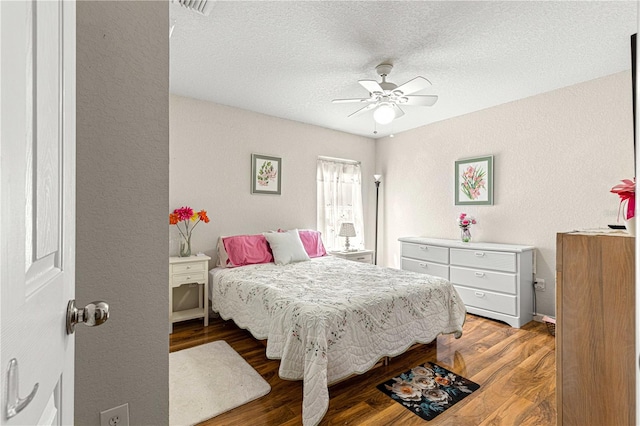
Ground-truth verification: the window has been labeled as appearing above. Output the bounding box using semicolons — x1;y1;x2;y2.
317;158;364;251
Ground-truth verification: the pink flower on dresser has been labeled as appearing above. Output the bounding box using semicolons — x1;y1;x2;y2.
611;178;635;220
457;213;477;229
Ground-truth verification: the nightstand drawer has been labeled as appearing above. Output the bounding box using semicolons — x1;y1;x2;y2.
401;243;448;264
450;266;517;295
401;258;449;280
350;253;373;263
330;250;374;264
172;271;206;287
450;248;516;272
454;285;517;316
171;261;207;274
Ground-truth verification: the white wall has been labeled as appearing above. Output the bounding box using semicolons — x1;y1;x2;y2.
170;95;375;262
376;71;635;317
76;1;169;424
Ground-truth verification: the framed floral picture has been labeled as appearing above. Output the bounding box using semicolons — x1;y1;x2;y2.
251;154;281;195
455;155;494;205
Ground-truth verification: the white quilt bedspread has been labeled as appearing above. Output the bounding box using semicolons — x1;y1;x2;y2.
209;256;466;426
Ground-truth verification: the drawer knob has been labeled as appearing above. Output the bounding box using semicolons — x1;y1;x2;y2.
186;276;191;280
419;246;428;251
186;266;191;269
474;291;486;298
419;262;427;268
474;272;485;277
474;252;485;257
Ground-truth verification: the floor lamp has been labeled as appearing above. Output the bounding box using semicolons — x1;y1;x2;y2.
374;174;382;265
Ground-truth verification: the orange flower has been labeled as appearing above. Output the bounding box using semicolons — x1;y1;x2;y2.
434;376;451;386
197;210;210;223
169;213;179;225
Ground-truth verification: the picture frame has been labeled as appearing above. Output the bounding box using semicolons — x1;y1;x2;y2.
251;154;282;195
455;155;494;205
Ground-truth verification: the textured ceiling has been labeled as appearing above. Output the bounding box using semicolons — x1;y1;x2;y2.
170;1;638;139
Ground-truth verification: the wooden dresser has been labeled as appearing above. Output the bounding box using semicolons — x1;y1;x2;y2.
556;231;635;425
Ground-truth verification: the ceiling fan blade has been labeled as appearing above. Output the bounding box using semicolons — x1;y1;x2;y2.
394;76;432;95
332;98;373;104
348;103;377;118
402;95;439;106
359;79;384;94
392;104;405;119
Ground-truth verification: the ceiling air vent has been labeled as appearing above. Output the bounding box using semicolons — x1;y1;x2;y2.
172;0;213;16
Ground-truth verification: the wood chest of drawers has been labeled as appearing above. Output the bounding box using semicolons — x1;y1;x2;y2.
556;232;635;425
399;237;534;328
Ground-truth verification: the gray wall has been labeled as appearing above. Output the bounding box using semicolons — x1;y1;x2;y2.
76;1;169;425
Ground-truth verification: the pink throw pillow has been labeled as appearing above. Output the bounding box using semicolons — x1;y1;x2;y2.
297;230;327;258
222;234;273;267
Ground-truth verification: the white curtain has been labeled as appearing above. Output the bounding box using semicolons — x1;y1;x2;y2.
317;158;364;251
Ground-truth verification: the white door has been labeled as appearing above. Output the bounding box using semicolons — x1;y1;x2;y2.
1;1;76;424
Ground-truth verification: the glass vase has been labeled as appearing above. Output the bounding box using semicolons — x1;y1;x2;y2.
461;227;472;243
179;234;192;257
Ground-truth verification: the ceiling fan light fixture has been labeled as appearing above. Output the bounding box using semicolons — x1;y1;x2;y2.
373;103;396;125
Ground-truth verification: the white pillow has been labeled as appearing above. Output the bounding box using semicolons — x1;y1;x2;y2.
263;229;310;265
216;236;229;267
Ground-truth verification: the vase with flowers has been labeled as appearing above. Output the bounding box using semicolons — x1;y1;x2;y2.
610;178;635;235
169;206;210;257
457;213;477;243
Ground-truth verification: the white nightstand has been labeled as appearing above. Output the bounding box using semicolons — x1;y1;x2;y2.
329;249;375;264
169;255;211;332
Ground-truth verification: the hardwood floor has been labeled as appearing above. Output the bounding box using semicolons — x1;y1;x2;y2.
169;314;556;425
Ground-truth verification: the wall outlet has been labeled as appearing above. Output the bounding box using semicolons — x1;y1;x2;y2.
534;278;546;291
100;403;129;426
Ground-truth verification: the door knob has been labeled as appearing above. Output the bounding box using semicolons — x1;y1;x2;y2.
66;300;110;335
5;359;38;420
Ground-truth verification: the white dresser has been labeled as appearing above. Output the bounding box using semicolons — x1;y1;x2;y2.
399;237;534;328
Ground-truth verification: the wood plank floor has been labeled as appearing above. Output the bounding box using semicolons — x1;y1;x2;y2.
169;314;556;425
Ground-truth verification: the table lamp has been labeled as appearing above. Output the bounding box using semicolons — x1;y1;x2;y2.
338;222;356;251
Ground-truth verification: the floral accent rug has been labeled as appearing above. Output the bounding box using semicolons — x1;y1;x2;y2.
377;362;480;421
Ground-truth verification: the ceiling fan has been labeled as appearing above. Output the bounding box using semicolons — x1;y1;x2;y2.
332;63;438;125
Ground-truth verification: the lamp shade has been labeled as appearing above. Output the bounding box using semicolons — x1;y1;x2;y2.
373;174;382;183
373;103;395;124
338;222;356;238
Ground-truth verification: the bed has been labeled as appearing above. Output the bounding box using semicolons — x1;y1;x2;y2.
209;253;466;426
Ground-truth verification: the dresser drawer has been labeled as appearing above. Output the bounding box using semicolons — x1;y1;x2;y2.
401;243;449;264
450;248;516;273
454;285;517;316
171;261;207;274
450;266;517;295
401;258;449;280
171;271;206;287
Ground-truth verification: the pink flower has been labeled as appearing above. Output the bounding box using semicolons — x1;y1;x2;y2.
611;178;635;220
457;213;477;229
174;206;194;221
464;166;475;179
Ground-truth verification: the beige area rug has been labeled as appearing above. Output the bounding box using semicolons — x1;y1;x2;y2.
170;340;271;425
